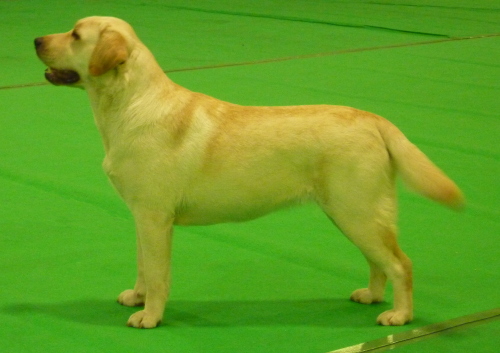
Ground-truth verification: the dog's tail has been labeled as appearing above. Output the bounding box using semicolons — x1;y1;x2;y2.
377;118;465;210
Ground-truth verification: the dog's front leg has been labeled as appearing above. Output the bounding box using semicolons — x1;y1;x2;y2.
124;209;173;329
118;234;146;307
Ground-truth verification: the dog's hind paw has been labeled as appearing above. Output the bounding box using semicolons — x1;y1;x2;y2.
350;288;384;304
127;310;162;329
377;309;413;326
118;289;145;307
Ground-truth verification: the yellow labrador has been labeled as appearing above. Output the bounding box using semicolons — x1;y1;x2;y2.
35;16;464;328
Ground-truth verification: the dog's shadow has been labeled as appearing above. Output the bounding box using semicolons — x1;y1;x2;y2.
2;297;389;328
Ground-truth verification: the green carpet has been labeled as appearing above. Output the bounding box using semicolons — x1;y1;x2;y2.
1;1;498;352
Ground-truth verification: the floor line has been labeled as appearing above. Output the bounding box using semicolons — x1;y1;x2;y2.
164;33;500;74
327;308;500;353
163;4;449;38
2;33;498;91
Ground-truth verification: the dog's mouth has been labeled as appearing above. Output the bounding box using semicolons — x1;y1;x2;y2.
44;67;80;85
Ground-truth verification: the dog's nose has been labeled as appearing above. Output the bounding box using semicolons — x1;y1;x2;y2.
34;37;44;49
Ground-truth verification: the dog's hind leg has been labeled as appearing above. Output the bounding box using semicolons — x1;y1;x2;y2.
350;258;387;304
349;225;413;326
324;198;413;325
318;166;413;325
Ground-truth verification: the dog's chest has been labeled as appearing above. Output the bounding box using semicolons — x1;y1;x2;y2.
102;155;127;195
102;153;151;205
101;148;149;199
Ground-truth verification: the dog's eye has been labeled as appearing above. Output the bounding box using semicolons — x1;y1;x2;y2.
71;30;81;40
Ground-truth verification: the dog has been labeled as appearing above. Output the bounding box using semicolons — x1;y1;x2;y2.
35;16;464;328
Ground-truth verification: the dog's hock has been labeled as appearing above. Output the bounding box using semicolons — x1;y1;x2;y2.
89;30;128;76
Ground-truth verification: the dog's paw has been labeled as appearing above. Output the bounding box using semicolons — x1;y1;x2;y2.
127;310;162;329
377;309;413;326
117;289;145;307
350;288;383;304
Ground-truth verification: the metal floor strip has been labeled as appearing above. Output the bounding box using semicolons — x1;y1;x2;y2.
328;308;500;353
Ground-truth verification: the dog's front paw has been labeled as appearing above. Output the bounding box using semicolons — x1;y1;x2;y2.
350;288;383;304
377;309;413;326
118;289;145;307
127;310;162;329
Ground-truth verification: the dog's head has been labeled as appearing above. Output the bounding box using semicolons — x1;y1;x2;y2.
34;16;134;87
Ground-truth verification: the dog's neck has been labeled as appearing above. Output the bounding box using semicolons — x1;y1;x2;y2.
85;45;181;154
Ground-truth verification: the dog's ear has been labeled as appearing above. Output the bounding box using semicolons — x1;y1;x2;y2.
89;30;128;76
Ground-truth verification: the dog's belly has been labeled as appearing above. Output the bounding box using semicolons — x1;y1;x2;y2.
173;177;315;226
173;199;306;225
174;204;285;225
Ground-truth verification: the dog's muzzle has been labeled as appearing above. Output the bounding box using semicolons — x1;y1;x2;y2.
34;37;81;86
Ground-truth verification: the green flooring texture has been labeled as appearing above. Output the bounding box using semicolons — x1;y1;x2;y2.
1;1;499;352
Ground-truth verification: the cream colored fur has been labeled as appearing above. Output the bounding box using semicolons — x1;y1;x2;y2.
35;16;464;328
